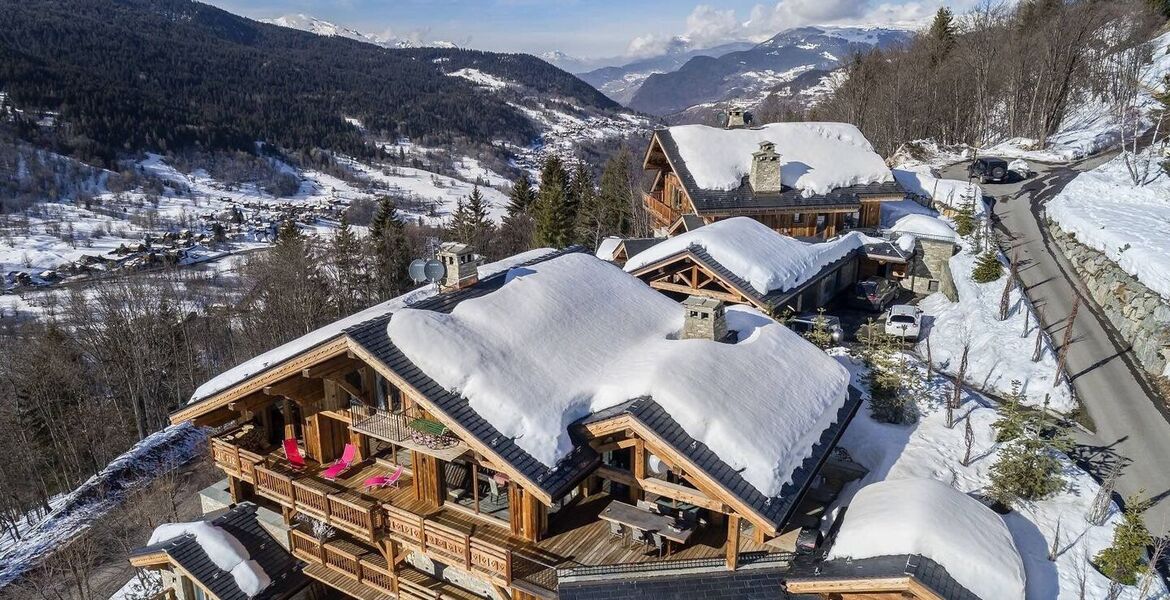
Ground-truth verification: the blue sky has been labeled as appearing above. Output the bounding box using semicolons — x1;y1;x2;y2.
208;0;973;59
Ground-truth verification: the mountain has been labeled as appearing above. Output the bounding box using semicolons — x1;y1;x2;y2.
578;41;756;105
0;0;621;165
626;26;913;117
263;13;390;46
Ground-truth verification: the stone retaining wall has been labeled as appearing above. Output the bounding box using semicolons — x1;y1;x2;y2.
1049;226;1170;379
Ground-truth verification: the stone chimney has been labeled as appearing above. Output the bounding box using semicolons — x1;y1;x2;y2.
725;106;747;129
437;242;482;291
749;141;782;193
681;296;729;341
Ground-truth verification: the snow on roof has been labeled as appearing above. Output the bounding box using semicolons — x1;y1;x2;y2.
892;168;984;215
386;253;850;497
622;217;866;295
666;123;894;194
188;248;556;404
594;236;622;261
149;521;272;597
887;214;957;243
828;479;1025;600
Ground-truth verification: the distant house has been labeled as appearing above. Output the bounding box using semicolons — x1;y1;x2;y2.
642;122;905;238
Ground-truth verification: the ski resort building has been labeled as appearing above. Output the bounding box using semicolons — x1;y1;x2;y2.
165;246;872;600
642;122;906;238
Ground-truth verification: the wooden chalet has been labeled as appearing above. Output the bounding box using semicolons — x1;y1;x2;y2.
173;246;866;600
642;123;906;238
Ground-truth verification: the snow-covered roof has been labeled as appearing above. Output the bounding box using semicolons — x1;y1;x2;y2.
665;123;894;194
148;521;271;597
623;217;867;295
827;479;1026;600
594;236;622;261
188;248;556;404
886;214;957;243
386;252;850;497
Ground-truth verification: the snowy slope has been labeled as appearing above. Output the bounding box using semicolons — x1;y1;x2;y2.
1047;152;1170;300
387;253;850;496
263;14;389;47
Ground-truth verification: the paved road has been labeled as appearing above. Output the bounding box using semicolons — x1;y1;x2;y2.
941;159;1170;534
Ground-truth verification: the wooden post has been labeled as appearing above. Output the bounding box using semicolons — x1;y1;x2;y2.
412;451;444;507
631;442;646;502
472;463;480;514
380;539;399;595
227;476;244;504
725;514;741;571
281;397;295;441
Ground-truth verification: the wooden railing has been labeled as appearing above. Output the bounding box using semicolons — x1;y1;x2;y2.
360;553;396;596
254;464;295;505
323;539;365;581
210;429;268;485
292;478;333;521
289;528;324;563
644;192;677;227
423;520;470;569
329;492;378;541
470;538;512;583
385;504;425;545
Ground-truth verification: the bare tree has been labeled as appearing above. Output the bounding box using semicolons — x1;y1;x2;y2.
1033;305;1047;363
1137;534;1169;599
1089;462;1124;526
948;344;970;428
1055;296;1081;387
1048;514;1062;560
962;414;976;467
1000;250;1019;321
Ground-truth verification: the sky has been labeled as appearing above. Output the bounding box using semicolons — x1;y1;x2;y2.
206;0;981;61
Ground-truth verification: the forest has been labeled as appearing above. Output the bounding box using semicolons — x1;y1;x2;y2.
0;0;617;168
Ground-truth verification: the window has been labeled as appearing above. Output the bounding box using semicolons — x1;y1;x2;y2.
792;213;803;224
928;280;940;292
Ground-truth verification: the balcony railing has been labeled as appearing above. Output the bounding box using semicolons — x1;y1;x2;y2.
644;192;677;227
385;504;512;585
210;428;266;484
349;407;470;462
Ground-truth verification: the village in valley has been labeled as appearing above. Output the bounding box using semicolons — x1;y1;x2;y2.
3;2;1170;600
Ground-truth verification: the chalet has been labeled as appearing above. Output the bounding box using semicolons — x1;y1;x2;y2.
618;217;910;317
168;246;867;600
642;122;906;238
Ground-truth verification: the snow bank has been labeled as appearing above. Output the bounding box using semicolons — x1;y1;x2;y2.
387;253;850;496
1048;152;1170;300
917;249;1076;412
892;168;984;215
149;521;271;597
886;214;957;243
622;217;866;295
189;249;555;404
667;123;893;194
828;479;1026;600
447;68;510;90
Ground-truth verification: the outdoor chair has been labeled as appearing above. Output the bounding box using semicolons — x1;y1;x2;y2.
322;443;357;480
283;438;307;471
363;465;404;491
650;532;665;557
608;521;624;540
488;476;503;504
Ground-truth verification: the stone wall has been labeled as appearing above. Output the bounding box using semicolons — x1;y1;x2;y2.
1049;226;1170;378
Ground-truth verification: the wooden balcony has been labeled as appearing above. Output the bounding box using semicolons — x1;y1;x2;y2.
644;192;679;228
210;425;267;484
349;407;470;462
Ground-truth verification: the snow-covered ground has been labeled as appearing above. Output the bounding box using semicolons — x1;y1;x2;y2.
107;570;161;600
830;350;1166;599
1048;152;1170;301
0;422;208;588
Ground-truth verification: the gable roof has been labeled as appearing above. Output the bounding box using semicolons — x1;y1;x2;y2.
649;127;903;215
786;553;982;600
128;503;307;600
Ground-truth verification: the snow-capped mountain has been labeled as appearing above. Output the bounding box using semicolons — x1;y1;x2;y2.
263;14;390;46
625;26;913;117
577;41;756;105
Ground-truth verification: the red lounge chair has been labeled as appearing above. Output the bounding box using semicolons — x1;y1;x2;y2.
283;438;307;471
322;443;357;480
363;465;404;491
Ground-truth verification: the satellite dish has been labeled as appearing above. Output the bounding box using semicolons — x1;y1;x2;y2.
424;259;446;283
408;259;427;283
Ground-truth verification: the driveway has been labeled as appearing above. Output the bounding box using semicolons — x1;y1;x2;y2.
941;158;1170;534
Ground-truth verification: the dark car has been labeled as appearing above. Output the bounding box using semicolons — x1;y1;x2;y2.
968;157;1010;184
853;277;899;311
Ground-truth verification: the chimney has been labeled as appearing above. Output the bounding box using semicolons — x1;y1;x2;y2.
437;242;482;291
681;296;729;341
725;106;747;129
750;141;782;193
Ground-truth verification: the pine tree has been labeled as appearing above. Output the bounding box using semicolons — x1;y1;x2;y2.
1095;496;1153;585
928;7;957;61
972;249;1003;283
954;193;976;237
566;162;593;245
507;173;535;218
577;147;635;248
367;196;412;301
450;185;493;251
330;214;365;316
993;380;1028;442
534;155;573;248
989;396;1070;508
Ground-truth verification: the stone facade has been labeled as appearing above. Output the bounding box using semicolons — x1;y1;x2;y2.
1050;226;1170;378
902;238;958;301
682;296;729;341
749;142;783;193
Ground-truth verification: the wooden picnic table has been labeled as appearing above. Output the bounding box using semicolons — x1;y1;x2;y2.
598;500;694;544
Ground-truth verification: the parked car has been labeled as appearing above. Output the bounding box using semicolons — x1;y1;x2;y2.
854;277;899;311
968;157;1010;183
885;305;924;340
788;313;844;343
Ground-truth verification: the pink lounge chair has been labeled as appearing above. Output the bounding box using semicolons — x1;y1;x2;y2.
321;443;357;481
283;438;307;471
363;465;404;491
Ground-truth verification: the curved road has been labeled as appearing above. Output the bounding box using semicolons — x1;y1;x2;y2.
941;158;1170;535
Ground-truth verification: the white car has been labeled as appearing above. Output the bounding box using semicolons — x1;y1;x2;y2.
885;305;924;340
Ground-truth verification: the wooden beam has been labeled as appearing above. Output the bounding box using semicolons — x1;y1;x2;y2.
638;477;726;512
725;514;741;571
301;355;363;379
263;377;323;400
128;552;171;569
592;438;640;454
191;407;237;428
785;576;943;600
649;280;744;304
228;392;272;414
326;376;365;403
594;465;637;487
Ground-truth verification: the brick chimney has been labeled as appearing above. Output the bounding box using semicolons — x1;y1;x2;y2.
437;242;482;291
681;296;729;341
750;141;782;193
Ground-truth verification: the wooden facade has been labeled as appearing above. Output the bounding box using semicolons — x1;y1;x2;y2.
186;330;797;600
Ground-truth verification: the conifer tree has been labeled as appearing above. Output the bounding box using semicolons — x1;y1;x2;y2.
534;155;573;248
954;193;976;237
993;380;1028;442
972;249;1003;283
367;196;412;301
330;214;365;315
1095;495;1153;585
507;173;535;218
928;7;957;61
450;185;493;251
500;174;536;256
567;162;593;245
989;396;1070;508
577;148;636;248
